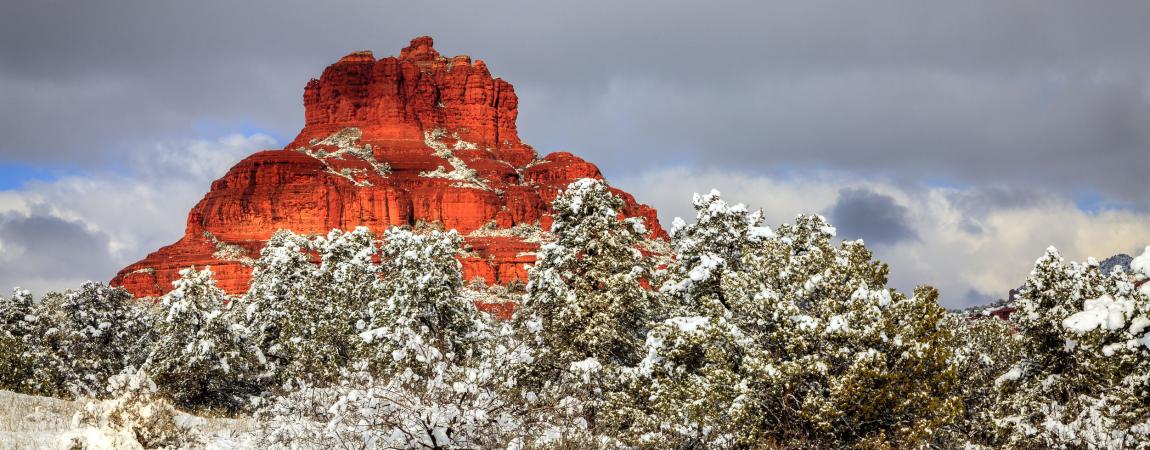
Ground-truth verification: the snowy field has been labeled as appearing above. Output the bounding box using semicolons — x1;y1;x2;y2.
0;390;257;449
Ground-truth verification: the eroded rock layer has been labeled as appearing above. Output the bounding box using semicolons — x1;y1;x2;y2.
112;36;665;298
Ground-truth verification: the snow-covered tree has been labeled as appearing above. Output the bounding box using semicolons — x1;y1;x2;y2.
511;178;660;443
279;227;380;383
260;227;530;449
0;288;34;390
662;189;775;317
515;178;658;373
147;267;264;412
359;227;480;376
243;229;315;380
244;227;380;385
22;282;153;399
944;312;1023;447
647;191;961;448
623;315;768;448
260;324;532;449
994;246;1150;449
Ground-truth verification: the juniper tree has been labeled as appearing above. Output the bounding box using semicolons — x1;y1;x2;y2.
515;178;658;373
944;311;1023;447
624;315;769;448
662;189;776;316
359;227;480;376
278;227;380;383
510;178;661;443
648;191;961;448
23;282;152;398
148;267;263;412
0;288;34;390
244;227;380;385
994;247;1150;449
243;229;315;380
260;227;529;449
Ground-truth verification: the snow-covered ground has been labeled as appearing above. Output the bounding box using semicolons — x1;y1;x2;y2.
0;390;258;449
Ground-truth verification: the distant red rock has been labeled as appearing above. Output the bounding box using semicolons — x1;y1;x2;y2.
112;36;665;299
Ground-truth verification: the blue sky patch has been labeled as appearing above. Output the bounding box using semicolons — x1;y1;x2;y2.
0;163;74;190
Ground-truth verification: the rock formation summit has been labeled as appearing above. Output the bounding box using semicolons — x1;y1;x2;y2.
112;36;665;298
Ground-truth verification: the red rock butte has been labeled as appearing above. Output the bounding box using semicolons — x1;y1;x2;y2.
111;36;666;301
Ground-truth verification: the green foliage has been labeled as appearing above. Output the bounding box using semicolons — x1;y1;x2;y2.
994;247;1150;449
12;181;1150;449
515;178;658;374
148;267;264;412
243;227;380;385
944;312;1022;447
511;178;661;442
359;227;480;376
258;226;530;448
635;191;962;449
22;282;152;398
625;315;768;448
0;288;35;390
243;229;314;379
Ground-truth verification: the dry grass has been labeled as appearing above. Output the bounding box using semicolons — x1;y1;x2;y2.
0;390;83;449
0;390;260;449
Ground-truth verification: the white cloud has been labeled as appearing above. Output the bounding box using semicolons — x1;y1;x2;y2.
0;133;275;294
616;166;1150;308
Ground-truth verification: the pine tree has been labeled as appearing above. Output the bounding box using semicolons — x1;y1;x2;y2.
147;267;263;412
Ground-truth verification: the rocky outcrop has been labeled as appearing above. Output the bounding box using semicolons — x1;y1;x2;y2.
112;36;665;298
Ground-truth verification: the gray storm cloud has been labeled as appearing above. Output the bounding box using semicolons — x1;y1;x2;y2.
0;213;117;293
1;0;1148;209
829;188;918;246
2;0;1149;304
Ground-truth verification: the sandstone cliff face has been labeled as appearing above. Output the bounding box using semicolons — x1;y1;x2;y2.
112;36;665;299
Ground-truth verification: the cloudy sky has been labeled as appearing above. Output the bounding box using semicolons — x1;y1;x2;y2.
2;0;1148;307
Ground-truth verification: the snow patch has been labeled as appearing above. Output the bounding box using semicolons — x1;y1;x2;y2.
1062;295;1134;333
